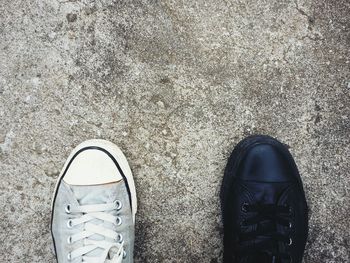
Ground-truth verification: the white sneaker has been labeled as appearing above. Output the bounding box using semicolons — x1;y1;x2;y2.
51;139;137;263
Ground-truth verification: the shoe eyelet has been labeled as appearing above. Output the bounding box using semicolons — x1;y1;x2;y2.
115;200;122;211
67;253;72;261
241;203;249;213
116;216;122;226
65;204;71;214
288;237;293;246
117;233;123;243
67;236;72;244
287;205;292;215
123;250;127;259
67;219;73;228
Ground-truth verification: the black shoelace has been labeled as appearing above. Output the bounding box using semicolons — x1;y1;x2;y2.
237;203;292;263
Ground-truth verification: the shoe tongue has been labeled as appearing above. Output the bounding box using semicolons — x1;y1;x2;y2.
70;183;120;260
71;183;118;205
244;253;282;263
244;181;289;204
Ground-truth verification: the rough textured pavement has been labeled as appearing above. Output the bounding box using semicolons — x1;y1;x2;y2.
0;0;349;262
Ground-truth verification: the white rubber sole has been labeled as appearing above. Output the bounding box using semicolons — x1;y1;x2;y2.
51;139;137;222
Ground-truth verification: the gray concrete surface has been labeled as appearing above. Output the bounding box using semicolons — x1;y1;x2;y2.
0;0;349;262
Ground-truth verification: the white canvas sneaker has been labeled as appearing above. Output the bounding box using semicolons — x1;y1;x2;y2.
51;139;137;263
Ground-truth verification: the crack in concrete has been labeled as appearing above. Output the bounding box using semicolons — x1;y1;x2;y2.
294;0;315;25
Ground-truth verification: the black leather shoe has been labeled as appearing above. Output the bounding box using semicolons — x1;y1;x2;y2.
220;135;308;263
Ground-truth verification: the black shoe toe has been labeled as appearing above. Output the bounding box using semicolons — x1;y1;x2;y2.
237;144;295;182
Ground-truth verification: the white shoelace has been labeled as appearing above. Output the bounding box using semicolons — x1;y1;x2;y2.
66;201;124;263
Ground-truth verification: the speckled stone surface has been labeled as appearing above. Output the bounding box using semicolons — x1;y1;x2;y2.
0;0;349;262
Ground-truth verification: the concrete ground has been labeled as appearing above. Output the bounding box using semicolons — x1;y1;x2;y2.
0;0;349;262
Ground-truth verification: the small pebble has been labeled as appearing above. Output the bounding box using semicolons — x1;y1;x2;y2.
157;101;165;108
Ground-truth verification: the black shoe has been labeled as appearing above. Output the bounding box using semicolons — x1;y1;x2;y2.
220;135;308;263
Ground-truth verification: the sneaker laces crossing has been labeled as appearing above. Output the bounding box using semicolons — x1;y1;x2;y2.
66;201;124;263
238;203;292;263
